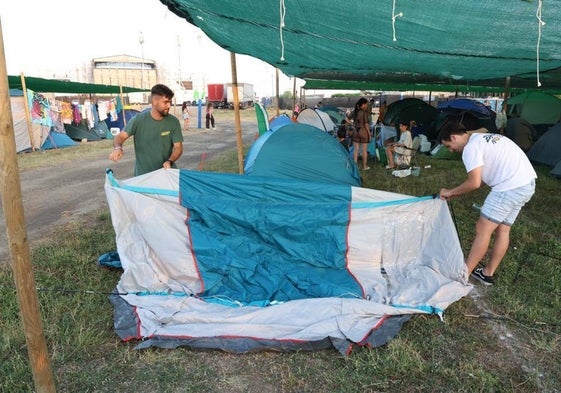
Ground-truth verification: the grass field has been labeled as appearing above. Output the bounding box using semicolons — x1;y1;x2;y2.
1;121;560;392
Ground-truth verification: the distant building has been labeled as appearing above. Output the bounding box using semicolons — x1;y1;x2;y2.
91;55;158;90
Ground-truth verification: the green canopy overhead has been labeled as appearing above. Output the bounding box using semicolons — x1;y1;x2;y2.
159;0;561;92
8;75;147;94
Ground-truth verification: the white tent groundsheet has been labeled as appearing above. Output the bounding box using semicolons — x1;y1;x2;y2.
105;169;472;355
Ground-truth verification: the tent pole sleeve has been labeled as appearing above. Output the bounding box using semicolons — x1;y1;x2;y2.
230;52;244;174
20;72;35;151
1;22;56;393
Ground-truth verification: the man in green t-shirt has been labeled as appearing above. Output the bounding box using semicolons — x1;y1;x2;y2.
109;84;184;176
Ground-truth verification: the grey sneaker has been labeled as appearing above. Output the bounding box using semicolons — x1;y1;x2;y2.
471;268;495;286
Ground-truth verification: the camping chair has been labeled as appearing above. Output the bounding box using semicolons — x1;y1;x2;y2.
394;136;421;168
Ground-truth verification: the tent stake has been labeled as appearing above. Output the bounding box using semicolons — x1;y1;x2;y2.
0;20;56;392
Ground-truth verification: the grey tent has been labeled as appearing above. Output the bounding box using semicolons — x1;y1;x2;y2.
526;122;561;177
551;161;561;178
505;117;536;152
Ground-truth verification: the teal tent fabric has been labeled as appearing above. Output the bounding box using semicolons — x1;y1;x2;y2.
105;168;472;354
245;123;361;186
179;170;361;306
64;123;102;141
41;132;76;149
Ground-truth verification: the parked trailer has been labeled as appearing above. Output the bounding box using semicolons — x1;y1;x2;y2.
207;83;227;108
225;83;255;109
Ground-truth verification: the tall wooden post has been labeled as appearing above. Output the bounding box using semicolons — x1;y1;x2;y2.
119;85;127;127
292;77;296;113
503;76;511;112
0;20;56;393
230;52;244;174
275;68;280;117
20;72;35;150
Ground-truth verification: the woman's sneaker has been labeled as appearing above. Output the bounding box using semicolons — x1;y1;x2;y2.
471;268;495;286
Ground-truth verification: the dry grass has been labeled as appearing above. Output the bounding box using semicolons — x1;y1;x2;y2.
1;109;560;392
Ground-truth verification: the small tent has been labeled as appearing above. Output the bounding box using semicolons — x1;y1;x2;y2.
297;108;336;133
244;123;361;186
10;92;75;152
318;105;345;125
505;117;536;152
105;168;472;355
10;94;37;152
41;132;76;149
526;122;561;177
269;113;292;131
507;92;561;126
105;108;141;133
64;122;103;141
383;98;438;139
437;98;497;133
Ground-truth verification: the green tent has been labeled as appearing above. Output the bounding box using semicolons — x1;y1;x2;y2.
507;92;561;125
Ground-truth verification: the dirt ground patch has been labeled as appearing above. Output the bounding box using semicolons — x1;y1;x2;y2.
0;114;258;264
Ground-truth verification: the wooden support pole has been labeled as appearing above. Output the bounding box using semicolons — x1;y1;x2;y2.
0;20;56;393
119;85;127;127
230;52;244;174
503;76;511;112
275;68;280;117
20;72;35;151
292;77;296;113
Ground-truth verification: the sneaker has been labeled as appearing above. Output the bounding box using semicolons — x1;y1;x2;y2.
385;165;395;169
471;268;495;286
363;166;370;170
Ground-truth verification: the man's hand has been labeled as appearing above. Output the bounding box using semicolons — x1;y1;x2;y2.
109;132;128;163
439;188;453;200
109;148;124;163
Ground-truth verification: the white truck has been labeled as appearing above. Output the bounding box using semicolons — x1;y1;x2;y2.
225;83;254;109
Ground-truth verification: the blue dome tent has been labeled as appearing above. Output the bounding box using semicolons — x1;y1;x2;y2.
245;123;361;186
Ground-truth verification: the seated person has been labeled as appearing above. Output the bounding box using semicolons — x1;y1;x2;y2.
409;120;422;138
337;123;349;152
385;121;413;169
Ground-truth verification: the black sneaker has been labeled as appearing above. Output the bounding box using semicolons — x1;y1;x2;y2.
471;268;495;286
